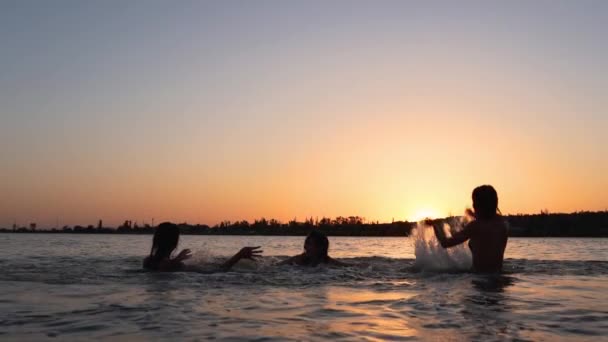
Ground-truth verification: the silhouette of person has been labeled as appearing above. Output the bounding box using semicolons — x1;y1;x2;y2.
278;230;349;267
143;222;262;272
427;185;508;273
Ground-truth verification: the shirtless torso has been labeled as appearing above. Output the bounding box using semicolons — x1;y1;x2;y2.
434;217;508;273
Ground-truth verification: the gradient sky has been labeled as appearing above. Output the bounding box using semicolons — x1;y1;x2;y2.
1;1;607;227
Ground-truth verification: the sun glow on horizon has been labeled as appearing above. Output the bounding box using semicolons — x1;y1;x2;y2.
410;208;441;223
1;2;607;228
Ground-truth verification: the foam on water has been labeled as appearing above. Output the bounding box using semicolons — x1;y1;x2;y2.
413;219;472;272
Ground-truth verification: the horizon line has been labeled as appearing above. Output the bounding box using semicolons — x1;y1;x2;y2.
5;209;608;230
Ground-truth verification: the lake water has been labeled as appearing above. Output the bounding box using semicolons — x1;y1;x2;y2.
1;233;607;341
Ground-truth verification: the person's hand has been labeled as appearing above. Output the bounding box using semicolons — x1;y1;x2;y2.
175;249;192;261
237;246;263;260
465;208;476;219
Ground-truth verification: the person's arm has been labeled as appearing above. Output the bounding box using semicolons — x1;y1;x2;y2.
156;249;191;272
430;221;475;248
173;249;192;263
219;246;263;271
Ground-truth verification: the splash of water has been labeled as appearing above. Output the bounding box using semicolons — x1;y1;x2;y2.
182;249;221;272
413;218;472;272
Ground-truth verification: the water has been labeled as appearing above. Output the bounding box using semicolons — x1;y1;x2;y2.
1;233;607;341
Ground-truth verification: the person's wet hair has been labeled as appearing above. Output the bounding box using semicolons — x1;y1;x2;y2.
305;230;329;260
472;185;500;220
149;222;180;267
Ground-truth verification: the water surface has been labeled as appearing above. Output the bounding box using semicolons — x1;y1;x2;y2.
1;234;607;341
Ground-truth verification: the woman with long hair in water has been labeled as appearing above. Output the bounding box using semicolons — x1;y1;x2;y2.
143;222;262;272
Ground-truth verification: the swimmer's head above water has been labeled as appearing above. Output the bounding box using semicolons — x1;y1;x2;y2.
471;185;500;220
151;222;180;259
304;230;329;262
278;230;349;267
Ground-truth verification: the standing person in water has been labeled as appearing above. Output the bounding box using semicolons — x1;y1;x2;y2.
428;185;508;273
143;222;262;272
278;230;349;267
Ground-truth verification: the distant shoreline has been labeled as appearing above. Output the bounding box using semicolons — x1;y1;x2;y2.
2;211;607;237
1;231;607;238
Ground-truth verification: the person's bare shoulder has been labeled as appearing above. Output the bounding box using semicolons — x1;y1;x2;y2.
464;219;481;235
480;217;509;236
498;217;509;235
278;254;304;265
142;256;151;269
328;257;350;267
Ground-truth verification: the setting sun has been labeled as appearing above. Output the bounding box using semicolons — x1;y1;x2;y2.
410;208;441;222
1;2;607;341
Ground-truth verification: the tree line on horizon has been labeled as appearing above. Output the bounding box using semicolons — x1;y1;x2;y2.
2;211;607;237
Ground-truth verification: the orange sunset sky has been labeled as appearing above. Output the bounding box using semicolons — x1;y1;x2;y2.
1;2;607;227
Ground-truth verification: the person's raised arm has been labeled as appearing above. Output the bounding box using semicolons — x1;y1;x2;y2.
219;246;263;271
427;220;475;248
156;249;191;271
174;249;192;263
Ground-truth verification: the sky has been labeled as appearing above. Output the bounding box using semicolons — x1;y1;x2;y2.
1;1;607;227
